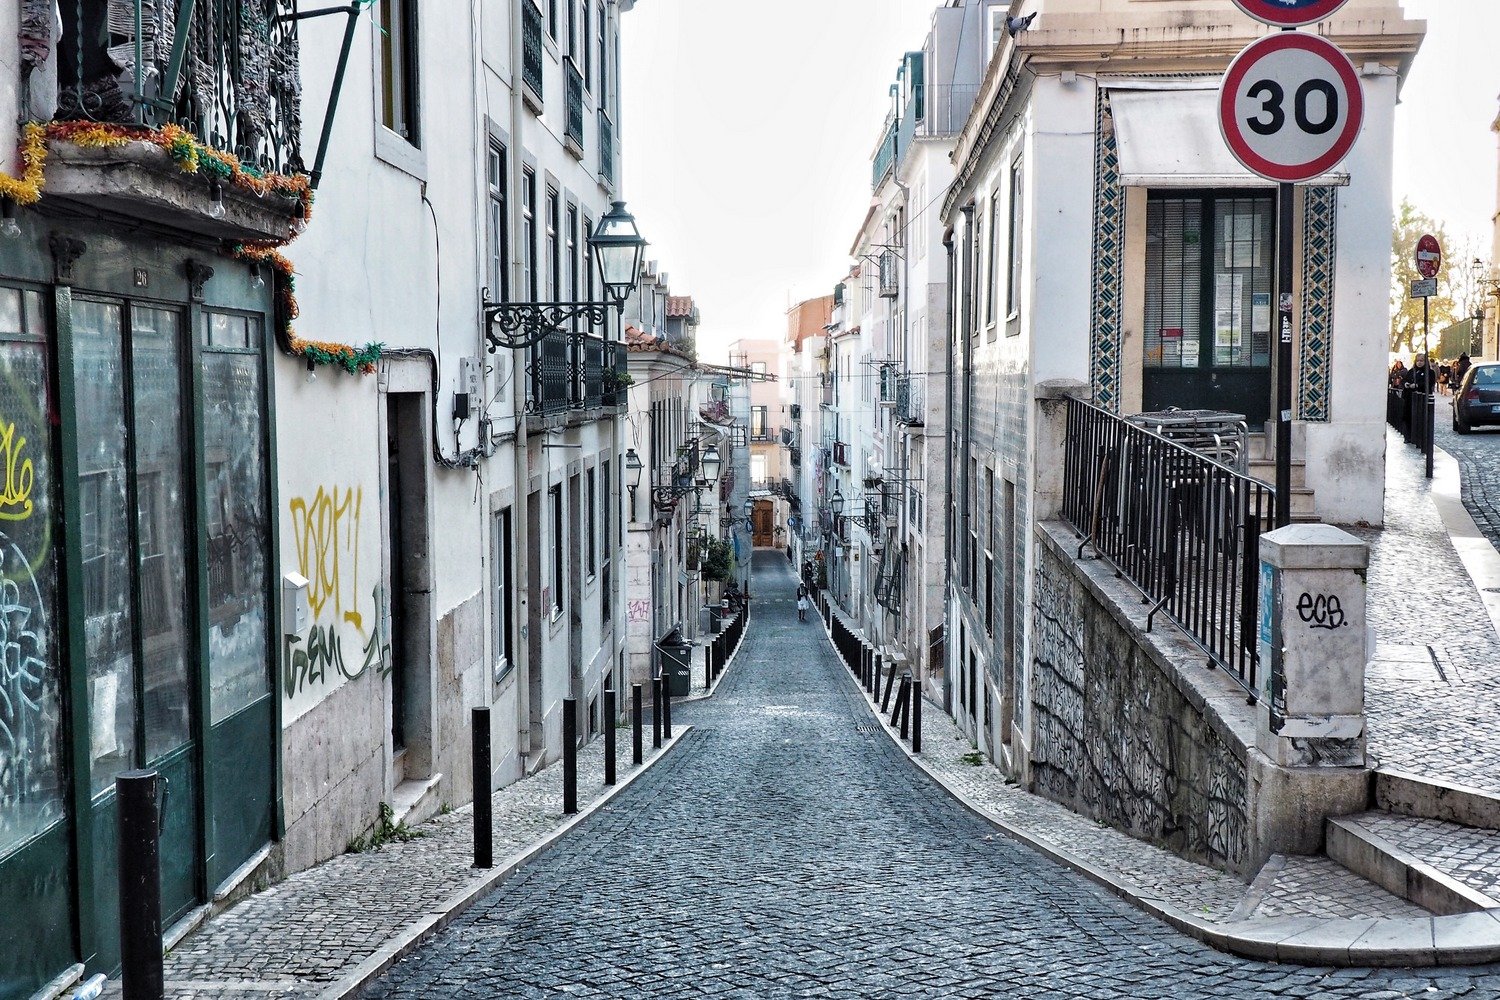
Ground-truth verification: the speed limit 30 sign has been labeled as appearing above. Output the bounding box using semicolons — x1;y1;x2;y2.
1218;32;1364;184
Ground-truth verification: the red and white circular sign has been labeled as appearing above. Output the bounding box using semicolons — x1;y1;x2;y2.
1231;0;1351;28
1416;234;1441;279
1219;33;1364;184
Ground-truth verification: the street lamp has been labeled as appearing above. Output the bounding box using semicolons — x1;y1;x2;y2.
700;444;722;483
625;448;643;512
483;200;648;351
830;489;845;517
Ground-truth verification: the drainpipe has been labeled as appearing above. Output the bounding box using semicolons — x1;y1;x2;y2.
510;0;533;760
892;166;912;673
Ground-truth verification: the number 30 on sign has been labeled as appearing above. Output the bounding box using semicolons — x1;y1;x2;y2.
1218;32;1364;185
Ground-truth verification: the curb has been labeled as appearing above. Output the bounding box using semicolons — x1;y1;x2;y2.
315;725;697;1000
1429;441;1500;645
812;606;1500;968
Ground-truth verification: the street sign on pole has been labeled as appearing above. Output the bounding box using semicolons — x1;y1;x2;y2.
1416;234;1441;280
1219;32;1365;185
1230;0;1351;28
1410;277;1438;299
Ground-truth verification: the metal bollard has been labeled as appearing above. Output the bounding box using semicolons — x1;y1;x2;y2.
898;673;912;739
632;683;644;765
563;698;578;815
662;675;673;739
604;688;617;786
117;769;164;1000
881;663;896;714
472;707;493;868
912;677;923;753
652;674;663;749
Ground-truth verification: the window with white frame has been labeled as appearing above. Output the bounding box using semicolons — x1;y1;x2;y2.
1007;156;1025;321
377;0;420;144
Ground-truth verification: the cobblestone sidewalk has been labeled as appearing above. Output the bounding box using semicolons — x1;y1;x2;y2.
102;725;685;1000
1355;428;1500;794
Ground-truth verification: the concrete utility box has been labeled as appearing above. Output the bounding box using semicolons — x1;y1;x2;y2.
1256;524;1370;769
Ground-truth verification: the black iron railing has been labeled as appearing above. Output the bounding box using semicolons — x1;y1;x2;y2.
1061;396;1275;696
602;341;626;407
575;333;605;409
522;0;545;99
54;0;303;174
599;108;615;187
895;373;925;426
527;332;570;415
564;58;585;150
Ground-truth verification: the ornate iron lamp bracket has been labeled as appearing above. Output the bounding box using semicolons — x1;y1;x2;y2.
483;292;614;353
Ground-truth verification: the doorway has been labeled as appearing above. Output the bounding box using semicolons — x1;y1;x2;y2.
1142;192;1275;426
751;499;773;547
385;393;432;780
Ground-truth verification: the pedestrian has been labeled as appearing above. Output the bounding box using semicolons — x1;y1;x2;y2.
1457;352;1472;388
797;592;809;622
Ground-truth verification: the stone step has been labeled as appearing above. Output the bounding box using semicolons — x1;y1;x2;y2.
1231;853;1430;922
1376;768;1500;831
1247;457;1308;490
1326;810;1500;915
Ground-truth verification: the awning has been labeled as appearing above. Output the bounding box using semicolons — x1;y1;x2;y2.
1106;85;1347;188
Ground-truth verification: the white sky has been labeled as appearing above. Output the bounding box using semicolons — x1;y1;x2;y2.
621;0;1500;361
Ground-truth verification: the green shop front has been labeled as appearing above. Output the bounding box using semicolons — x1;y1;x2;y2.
0;177;290;1000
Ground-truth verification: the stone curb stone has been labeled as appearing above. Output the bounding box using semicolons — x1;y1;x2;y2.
676;606;751;706
813;604;1500;967
313;725;698;1000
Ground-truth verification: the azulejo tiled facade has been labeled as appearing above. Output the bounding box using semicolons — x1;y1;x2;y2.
1090;93;1125;413
1298;186;1337;423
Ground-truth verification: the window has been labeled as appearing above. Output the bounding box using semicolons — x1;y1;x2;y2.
546;187;560;301
1007;158;1024;320
549;485;564;618
378;0;420;144
584;215;597;332
597;4;608;106
582;0;592;89
522;168;537;299
985;196;999;328
586;468;596;577
492;508;515;678
751;361;767;376
546;0;558;38
566;204;579;304
751;454;767;483
487;142;509;301
601;460;612;555
750;405;768;439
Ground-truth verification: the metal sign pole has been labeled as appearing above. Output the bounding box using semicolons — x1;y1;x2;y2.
1425;295;1434;479
1276;181;1294;528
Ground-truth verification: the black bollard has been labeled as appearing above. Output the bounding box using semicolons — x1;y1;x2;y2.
652;673;663;749
912;677;923;753
604;688;617;786
881;663;896;714
898;673;912;739
663;675;673;740
117;770;164;1000
563;697;578;815
632;683;644;765
472;707;493;868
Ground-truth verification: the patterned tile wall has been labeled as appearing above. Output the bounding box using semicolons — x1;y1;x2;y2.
1089;91;1125;413
1298;186;1337;423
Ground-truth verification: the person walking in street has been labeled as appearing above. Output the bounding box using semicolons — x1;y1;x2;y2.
797;592;809;622
1456;353;1472;389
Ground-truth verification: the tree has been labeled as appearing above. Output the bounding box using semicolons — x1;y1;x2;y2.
1390;199;1471;356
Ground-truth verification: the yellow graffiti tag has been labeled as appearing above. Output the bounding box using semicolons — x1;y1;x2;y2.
288;486;365;632
0;419;34;522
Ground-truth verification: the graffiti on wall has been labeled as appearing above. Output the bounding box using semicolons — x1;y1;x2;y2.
283;486;390;699
0;419;34;522
626;599;651;623
0;538;60;843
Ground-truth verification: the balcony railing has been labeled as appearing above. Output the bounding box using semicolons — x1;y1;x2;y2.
895;373;925;427
602;341;627;407
573;333;605;409
820;373;835;408
564;58;585;152
599;109;616;187
522;0;545;100
878;251;899;298
871;118;898;189
913;84;981;139
1060;396;1276;697
526;332;571;415
832;441;849;467
54;0;302;174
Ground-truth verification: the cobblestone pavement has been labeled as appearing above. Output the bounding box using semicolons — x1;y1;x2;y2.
363;551;1500;999
109;716;675;999
1244;856;1427;921
1353;428;1500;794
1351;812;1500;903
1435;395;1500;552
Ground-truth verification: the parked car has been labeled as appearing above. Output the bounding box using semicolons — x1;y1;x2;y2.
1453;362;1500;433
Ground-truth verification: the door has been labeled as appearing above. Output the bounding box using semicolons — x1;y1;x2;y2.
72;296;204;963
751;500;773;547
1142;193;1275;427
386;393;432;779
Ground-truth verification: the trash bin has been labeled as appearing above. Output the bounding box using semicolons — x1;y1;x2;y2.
658;637;693;697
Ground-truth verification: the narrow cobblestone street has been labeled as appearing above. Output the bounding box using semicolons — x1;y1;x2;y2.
1436;396;1500;553
361;552;1500;999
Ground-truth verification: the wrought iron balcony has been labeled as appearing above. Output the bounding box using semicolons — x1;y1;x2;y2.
564;58;585;154
832;441;849;467
573;332;605;409
871;118;898;189
526;331;571;416
601;341;628;407
522;0;545;102
894;373;925;427
599;109;616;188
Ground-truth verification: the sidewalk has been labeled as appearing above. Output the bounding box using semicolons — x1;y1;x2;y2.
823;431;1500;966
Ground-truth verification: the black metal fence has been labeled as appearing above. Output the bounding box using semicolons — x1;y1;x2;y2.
564;58;585;150
575;333;605;409
598;109;615;187
522;0;545;99
527;332;571;415
895;373;924;426
1387;388;1432;448
1061;396;1275;696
